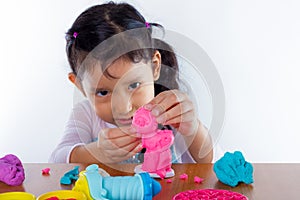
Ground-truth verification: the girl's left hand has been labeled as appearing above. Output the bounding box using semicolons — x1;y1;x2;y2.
144;89;198;136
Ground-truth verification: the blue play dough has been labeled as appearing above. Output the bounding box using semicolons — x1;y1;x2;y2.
213;151;253;187
60;166;79;185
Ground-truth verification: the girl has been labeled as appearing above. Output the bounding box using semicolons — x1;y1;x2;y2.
49;2;213;164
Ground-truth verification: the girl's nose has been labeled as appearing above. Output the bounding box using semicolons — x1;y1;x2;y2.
112;92;133;115
114;100;133;115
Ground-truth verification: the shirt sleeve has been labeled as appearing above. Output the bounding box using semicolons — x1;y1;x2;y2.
173;128;223;163
48;101;94;163
173;132;196;163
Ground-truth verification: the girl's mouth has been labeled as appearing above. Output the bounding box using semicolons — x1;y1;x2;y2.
115;118;133;126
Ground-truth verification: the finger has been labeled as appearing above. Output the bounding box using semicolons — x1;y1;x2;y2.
144;91;169;109
107;140;143;159
99;133;140;151
143;90;179;111
118;126;138;137
163;110;196;125
149;91;188;117
111;136;141;148
155;100;194;124
103;127;137;139
98;138;142;163
121;139;143;154
124;141;144;158
109;146;141;163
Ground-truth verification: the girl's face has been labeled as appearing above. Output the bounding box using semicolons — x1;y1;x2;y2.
71;52;161;127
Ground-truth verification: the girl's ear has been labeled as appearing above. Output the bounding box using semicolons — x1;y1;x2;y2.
68;73;86;96
152;50;162;81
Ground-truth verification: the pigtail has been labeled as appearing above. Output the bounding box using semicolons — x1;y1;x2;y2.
153;38;179;95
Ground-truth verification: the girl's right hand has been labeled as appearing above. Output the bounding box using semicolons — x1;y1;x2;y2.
89;127;143;164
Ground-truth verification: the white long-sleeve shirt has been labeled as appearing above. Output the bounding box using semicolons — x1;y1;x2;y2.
49;100;221;163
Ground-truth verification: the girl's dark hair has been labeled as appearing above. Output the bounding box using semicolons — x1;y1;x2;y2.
66;2;179;95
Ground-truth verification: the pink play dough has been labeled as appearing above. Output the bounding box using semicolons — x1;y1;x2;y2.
194;176;204;183
132;107;174;178
173;189;248;200
179;173;188;180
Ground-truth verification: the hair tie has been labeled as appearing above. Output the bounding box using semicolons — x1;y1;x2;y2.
145;22;150;28
73;32;78;38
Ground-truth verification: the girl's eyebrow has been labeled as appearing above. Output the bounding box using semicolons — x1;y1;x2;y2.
123;74;144;84
90;87;108;92
95;87;106;91
90;71;146;91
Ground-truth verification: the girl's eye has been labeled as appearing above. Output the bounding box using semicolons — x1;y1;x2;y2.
96;90;109;97
128;82;141;90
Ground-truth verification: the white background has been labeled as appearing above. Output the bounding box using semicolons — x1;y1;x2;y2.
0;0;299;163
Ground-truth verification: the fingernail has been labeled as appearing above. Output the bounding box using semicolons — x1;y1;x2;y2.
151;108;160;116
129;126;136;133
144;104;152;110
156;116;165;124
135;132;142;138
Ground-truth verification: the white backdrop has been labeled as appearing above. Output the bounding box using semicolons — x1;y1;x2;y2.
0;0;299;163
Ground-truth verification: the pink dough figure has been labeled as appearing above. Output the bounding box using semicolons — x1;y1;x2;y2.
132;107;175;179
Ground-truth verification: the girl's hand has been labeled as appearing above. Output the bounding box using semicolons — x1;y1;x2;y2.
88;127;143;164
144;89;199;136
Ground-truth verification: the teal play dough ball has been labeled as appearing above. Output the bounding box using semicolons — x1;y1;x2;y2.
213;151;253;187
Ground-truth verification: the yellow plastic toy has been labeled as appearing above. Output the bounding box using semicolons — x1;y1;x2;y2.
72;170;94;200
37;190;87;200
0;192;35;200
